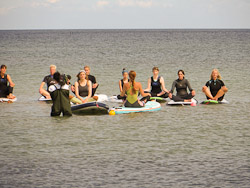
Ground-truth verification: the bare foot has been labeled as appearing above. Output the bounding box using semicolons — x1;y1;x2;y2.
93;96;98;101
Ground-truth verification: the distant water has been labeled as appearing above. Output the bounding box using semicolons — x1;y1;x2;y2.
0;29;249;187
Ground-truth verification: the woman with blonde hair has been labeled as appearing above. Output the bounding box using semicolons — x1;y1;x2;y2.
74;70;94;104
120;70;151;107
202;69;228;101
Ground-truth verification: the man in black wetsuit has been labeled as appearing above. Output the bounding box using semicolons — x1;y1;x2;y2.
202;69;228;101
39;65;57;99
84;66;99;96
0;65;15;99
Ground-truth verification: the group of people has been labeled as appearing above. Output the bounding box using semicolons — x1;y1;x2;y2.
118;67;228;107
0;64;228;116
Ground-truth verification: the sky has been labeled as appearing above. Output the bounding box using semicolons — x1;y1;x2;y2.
0;0;250;29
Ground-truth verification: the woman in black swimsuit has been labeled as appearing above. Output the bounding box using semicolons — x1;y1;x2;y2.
117;68;129;100
169;70;196;102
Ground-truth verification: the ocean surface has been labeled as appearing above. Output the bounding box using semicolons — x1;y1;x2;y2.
0;29;249;187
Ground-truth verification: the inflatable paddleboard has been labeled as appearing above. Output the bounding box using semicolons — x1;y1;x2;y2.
167;98;198;106
110;101;161;114
71;102;109;115
200;99;229;104
150;97;167;103
0;97;17;103
109;95;123;103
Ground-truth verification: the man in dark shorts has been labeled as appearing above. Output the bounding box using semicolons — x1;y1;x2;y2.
39;65;57;99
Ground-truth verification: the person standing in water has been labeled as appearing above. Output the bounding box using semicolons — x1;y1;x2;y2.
117;68;129;100
84;66;99;96
202;69;228;101
39;65;57;99
120;70;151;107
0;65;15;99
169;70;196;102
144;67;169;98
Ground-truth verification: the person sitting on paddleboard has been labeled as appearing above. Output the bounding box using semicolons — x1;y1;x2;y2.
49;72;72;116
169;70;196;102
120;70;151;107
117;68;129;100
202;69;228;101
39;65;57;99
74;70;98;104
84;66;99;96
0;64;15;99
144;66;169;98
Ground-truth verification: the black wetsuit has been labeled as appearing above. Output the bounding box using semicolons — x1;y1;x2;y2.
117;79;129;100
88;74;98;96
150;76;168;98
49;84;72;116
205;79;225;101
43;75;56;91
0;74;13;98
170;78;193;102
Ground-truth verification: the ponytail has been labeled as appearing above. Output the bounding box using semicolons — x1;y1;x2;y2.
129;70;136;94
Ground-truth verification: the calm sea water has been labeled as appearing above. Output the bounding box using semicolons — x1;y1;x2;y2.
0;29;249;187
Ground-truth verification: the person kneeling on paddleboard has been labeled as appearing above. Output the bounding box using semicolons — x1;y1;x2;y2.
144;66;170;98
0;64;16;99
49;72;72;116
120;70;151;107
169;70;196;102
202;69;228;101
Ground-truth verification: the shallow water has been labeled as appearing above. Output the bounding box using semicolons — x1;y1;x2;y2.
0;29;249;187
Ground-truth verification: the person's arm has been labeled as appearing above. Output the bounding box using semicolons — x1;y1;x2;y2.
92;75;98;89
186;79;195;96
160;77;169;93
83;81;92;103
39;82;46;94
120;84;126;97
139;83;151;97
119;80;123;92
220;80;228;93
7;75;15;87
144;78;151;92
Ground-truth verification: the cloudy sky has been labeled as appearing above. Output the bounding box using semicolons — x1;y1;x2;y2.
0;0;250;29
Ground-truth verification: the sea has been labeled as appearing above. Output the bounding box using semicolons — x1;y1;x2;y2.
0;29;249;187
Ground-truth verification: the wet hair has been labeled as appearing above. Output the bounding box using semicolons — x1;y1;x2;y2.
129;70;136;94
152;67;159;71
1;65;7;69
122;68;128;75
77;71;88;82
210;69;221;80
178;69;185;75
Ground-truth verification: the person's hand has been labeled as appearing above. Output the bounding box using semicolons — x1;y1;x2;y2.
83;98;88;103
169;93;172;99
92;83;98;89
191;90;196;96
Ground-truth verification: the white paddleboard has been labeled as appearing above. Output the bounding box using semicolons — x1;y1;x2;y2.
108;95;123;103
0;97;17;103
167;98;198;106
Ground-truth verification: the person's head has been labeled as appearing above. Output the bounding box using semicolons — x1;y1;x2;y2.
0;65;7;74
210;69;221;80
77;70;88;81
177;70;185;80
152;67;159;76
53;72;61;83
122;68;128;79
84;66;90;75
50;65;56;76
66;75;71;85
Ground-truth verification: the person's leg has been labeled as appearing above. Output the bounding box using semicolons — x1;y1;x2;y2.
40;88;51;99
159;92;169;98
214;89;226;101
202;86;213;100
172;95;184;102
91;84;99;96
6;86;15;99
117;95;126;100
